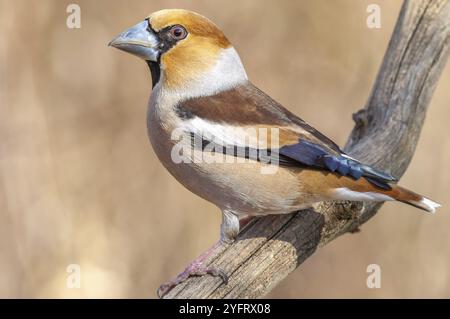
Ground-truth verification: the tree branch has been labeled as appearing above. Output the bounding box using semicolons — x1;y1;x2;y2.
163;0;450;299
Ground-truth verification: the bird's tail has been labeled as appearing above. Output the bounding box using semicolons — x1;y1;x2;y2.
385;184;441;213
328;177;441;213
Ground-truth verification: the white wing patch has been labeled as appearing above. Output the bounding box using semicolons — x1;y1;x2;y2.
179;117;262;148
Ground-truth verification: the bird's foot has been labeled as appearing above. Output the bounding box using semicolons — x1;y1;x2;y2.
157;241;228;298
157;263;228;298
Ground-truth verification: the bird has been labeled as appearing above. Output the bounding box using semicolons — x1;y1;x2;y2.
109;9;440;297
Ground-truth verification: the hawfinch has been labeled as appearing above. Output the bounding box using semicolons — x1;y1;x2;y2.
110;9;440;296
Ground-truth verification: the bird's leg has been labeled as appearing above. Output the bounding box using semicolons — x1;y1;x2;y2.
157;210;240;298
220;209;240;243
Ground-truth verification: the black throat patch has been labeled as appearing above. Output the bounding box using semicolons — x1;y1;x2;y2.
147;61;160;88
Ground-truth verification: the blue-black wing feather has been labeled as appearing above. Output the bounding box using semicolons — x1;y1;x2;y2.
279;140;396;190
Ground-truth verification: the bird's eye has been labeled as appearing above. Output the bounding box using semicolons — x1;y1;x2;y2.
170;25;187;40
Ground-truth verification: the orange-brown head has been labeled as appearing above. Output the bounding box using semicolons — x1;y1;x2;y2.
110;9;247;94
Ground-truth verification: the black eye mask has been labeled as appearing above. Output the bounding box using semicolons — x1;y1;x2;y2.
145;20;188;87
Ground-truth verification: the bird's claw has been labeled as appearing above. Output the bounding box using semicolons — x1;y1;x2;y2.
157;265;228;298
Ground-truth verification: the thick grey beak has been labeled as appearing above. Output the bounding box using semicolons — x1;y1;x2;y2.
109;20;159;62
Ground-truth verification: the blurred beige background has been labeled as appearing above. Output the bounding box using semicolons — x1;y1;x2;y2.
0;0;449;298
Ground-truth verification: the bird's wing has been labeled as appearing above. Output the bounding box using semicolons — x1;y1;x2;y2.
176;82;397;189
